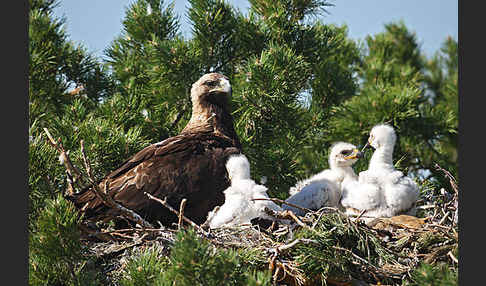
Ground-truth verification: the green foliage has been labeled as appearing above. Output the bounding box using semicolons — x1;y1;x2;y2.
29;195;100;286
290;213;395;283
29;0;114;127
119;246;169;286
28;0;118;220
233;44;311;196
105;0;199;139
188;0;247;74
120;229;272;286
422;37;458;173
404;262;457;286
162;228;256;285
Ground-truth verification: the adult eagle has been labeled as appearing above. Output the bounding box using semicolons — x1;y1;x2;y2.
69;73;242;226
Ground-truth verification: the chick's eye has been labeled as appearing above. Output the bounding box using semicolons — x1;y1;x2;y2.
341;150;351;155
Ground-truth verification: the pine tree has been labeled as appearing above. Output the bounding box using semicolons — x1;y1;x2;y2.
29;0;147;223
325;21;458;190
29;0;114;126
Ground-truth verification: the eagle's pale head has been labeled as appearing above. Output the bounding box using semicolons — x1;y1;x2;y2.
329;142;362;168
191;73;232;107
367;124;396;149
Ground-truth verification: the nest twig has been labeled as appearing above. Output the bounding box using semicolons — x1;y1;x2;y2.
144;193;208;235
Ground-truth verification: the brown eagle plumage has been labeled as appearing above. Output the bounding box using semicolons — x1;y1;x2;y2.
69;73;242;226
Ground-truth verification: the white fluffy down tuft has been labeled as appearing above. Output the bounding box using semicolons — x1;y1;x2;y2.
207;154;282;228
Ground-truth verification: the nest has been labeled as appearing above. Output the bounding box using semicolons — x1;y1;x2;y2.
80;193;458;286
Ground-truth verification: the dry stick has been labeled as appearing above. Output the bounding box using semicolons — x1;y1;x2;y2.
99;228;171;234
434;163;459;194
43;127;84;195
447;250;458;264
144;192;208;235
284;210;314;231
269;240;311;285
263;207;316;233
276;238;318;252
275;261;288;282
251;197;313;214
272;263;281;283
178;198;187;230
355;209;368;221
438;211;450;226
79;140;154;229
332;246;387;277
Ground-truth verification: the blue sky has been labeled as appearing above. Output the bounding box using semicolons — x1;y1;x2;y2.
53;0;457;59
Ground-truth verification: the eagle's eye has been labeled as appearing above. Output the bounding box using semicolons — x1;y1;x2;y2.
205;80;218;87
340;150;352;156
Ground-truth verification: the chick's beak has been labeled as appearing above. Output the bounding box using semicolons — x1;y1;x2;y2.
344;148;362;160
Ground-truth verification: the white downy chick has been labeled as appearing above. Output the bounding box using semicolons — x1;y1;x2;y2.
341;124;419;221
207;154;282;228
283;142;362;216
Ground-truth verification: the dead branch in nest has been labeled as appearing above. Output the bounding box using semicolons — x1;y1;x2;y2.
266;238;314;285
434;163;458;194
178;199;187;230
144;193;208;235
332;246;397;280
434;164;459;227
447;250;458;264
355;209;367;221
276;238;319;252
262;207;316;233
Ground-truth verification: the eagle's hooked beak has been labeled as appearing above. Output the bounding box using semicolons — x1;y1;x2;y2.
344;148;362;160
209;78;232;95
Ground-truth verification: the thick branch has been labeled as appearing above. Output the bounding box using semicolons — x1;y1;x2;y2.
43;127;85;194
